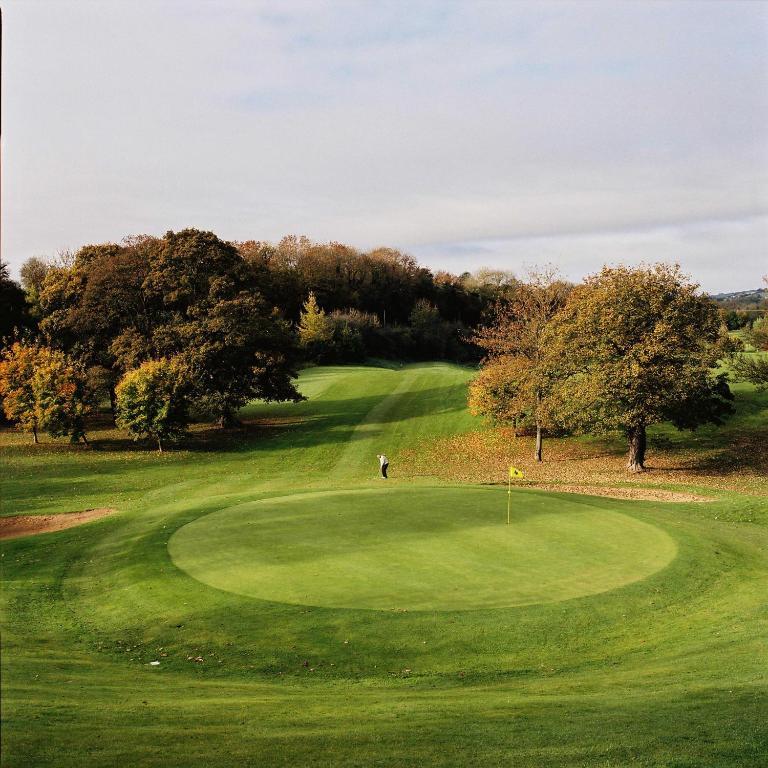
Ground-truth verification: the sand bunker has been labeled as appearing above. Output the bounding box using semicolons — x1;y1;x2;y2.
0;508;117;540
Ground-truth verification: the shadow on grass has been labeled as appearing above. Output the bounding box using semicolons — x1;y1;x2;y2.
53;383;472;456
3;386;465;458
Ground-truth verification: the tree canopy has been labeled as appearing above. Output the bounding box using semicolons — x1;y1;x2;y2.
543;264;734;471
0;262;33;341
37;230;303;427
471;270;570;460
6;228;519;448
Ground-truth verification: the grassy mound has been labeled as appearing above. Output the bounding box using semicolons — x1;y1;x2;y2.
170;487;676;610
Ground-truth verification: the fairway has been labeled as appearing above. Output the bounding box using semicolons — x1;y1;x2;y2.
2;363;767;768
170;487;677;610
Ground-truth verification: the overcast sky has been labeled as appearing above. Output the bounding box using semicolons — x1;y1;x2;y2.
3;0;767;291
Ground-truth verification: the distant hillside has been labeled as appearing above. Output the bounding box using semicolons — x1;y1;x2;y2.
710;288;767;310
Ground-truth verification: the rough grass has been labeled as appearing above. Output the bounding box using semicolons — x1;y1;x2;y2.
1;361;767;767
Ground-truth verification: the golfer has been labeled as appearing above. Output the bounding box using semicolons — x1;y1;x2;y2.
377;454;389;479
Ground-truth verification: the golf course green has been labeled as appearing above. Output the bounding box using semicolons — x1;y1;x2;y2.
170;487;677;609
2;362;767;767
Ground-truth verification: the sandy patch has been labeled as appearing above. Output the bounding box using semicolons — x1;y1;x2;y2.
524;485;713;503
0;508;117;540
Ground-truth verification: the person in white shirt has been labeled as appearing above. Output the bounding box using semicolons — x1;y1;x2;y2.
377;454;389;479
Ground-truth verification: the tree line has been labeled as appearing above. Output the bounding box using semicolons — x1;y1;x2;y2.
1;231;764;466
0;229;512;448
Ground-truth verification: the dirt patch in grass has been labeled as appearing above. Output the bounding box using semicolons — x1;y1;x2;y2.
524;484;713;503
0;508;117;540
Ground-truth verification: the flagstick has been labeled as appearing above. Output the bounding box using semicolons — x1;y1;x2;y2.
507;474;511;525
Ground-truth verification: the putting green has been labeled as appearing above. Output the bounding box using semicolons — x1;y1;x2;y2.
169;487;677;610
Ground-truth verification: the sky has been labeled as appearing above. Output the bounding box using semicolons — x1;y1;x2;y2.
3;0;767;292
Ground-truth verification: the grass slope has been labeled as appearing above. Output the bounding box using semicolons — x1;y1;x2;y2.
1;362;767;767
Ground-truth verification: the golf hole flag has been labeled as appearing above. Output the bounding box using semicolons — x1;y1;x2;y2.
506;467;524;524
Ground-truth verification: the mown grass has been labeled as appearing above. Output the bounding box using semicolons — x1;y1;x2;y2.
1;361;767;767
168;487;678;609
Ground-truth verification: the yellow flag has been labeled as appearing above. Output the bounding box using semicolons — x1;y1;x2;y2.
509;466;524;479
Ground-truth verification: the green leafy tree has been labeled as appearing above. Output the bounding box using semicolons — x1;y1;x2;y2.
0;342;90;443
143;229;242;310
544;264;734;472
732;354;768;390
20;256;51;320
733;281;768;387
739;275;768;357
37;230;301;428
747;316;768;352
0;261;32;341
146;231;302;426
115;359;189;452
471;269;570;461
409;299;448;358
38;239;155;419
178;293;303;427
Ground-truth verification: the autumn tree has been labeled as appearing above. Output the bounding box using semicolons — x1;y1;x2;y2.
115;358;189;452
33;349;91;443
0;342;39;440
471;269;570;461
20;256;50;296
468;356;529;427
298;292;333;350
544;264;734;472
0;343;91;443
462;268;518;303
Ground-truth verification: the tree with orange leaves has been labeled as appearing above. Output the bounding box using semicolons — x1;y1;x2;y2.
0;342;90;444
470;269;570;462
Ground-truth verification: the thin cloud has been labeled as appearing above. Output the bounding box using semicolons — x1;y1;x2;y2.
2;0;766;292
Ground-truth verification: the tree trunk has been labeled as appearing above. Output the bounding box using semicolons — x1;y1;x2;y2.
218;406;241;429
80;433;89;446
627;424;647;472
32;426;38;444
534;389;543;462
535;423;543;462
157;436;163;453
